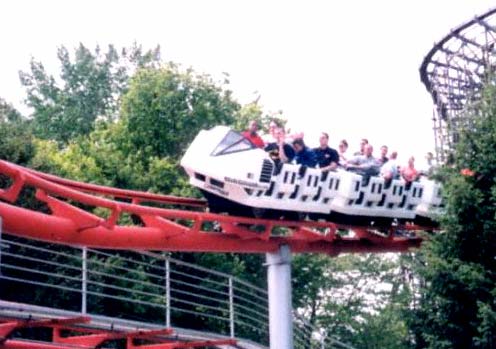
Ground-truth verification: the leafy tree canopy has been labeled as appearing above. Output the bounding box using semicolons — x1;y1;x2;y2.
0;98;34;164
19;43;161;143
0;97;23;123
120;65;241;160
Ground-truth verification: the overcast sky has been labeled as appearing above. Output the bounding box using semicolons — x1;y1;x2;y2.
1;0;494;164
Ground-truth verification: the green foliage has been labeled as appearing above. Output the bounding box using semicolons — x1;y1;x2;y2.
364;306;410;349
231;101;286;133
0;98;22;122
19;43;161;143
120;66;240;160
409;82;496;349
0;99;34;164
475;290;496;348
29;124;196;199
24;62;244;197
232;101;264;131
86;253;165;323
292;254;332;324
292;253;413;348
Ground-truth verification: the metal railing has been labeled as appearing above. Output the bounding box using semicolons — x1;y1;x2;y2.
0;229;350;348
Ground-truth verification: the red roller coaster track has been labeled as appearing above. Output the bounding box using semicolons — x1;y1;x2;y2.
0;160;430;255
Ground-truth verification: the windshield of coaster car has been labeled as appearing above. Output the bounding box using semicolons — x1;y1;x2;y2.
211;130;255;156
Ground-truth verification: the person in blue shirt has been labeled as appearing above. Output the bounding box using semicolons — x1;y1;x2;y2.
292;138;317;168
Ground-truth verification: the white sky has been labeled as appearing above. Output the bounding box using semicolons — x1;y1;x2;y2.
1;0;494;165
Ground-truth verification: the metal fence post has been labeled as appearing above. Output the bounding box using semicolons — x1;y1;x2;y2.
81;247;87;314
165;256;171;328
229;276;235;338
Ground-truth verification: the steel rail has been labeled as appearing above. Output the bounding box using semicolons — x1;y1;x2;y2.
0;251;83;274
18;163;207;208
169;278;229;300
233;299;269;318
0;263;82;284
233;284;268;303
170;270;231;291
0;275;83;295
1;244;267;328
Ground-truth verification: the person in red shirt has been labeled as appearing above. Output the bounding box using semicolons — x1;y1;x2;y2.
401;156;419;182
242;120;265;148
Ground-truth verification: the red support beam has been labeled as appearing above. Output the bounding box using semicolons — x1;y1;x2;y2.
54;327;174;348
126;338;237;349
0;317;90;340
0;315;234;349
0;322;19;341
54;332;114;347
1;340;89;349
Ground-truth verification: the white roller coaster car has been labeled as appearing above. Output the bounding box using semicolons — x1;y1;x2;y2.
181;126;442;226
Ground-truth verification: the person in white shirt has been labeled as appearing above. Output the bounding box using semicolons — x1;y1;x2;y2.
380;151;399;183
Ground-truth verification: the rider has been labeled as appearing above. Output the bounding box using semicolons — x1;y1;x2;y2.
242;120;265;148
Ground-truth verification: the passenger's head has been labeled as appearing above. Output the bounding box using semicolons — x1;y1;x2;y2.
274;127;286;142
360;138;368;153
248;120;259;133
426;152;434;162
269;120;279;135
319;132;329;148
408;156;415;167
380;145;388;157
390;151;398;160
364;144;373;157
339;139;348;152
292;138;306;153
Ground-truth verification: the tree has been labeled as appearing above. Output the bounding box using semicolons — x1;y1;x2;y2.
120;65;240;160
29;122;196;197
28;61;244;192
19;43;161;143
0;98;34;164
408;82;496;349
